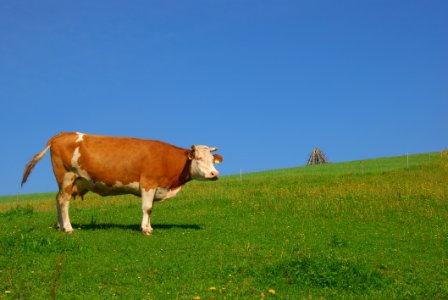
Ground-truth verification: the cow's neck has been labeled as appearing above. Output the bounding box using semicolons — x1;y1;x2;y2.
172;156;192;189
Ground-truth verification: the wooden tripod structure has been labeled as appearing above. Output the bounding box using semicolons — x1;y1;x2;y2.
307;147;328;165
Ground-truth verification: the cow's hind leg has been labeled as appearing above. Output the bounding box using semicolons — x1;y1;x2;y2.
56;192;73;233
56;172;77;233
141;188;156;235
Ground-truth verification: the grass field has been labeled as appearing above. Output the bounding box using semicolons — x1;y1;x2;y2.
1;153;447;299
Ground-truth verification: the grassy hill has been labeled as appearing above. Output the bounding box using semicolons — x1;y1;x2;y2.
1;152;447;299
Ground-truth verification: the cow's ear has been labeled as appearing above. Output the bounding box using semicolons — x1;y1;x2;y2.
210;147;218;152
188;145;196;160
213;154;223;164
188;151;195;160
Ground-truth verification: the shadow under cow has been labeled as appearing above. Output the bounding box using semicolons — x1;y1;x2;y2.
69;223;203;232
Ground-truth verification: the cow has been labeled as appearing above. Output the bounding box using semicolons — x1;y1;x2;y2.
21;132;223;235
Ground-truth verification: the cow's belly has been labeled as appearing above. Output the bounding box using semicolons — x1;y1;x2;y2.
74;177;182;200
75;178;141;197
154;186;182;201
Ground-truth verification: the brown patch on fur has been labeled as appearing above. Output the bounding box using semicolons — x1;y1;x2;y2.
21;132;204;193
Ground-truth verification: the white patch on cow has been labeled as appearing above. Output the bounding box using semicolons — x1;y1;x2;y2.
62;172;77;191
190;145;220;180
71;147;90;179
75;132;84;143
113;181;141;194
71;147;81;167
114;181;140;189
155;186;182;201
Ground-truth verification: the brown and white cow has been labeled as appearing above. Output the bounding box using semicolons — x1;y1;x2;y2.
21;132;223;235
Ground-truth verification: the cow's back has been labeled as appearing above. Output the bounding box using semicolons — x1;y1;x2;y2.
50;133;189;188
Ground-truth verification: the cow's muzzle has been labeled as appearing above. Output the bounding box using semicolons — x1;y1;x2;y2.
209;171;219;180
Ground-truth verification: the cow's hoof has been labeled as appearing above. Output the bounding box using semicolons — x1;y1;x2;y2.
57;228;74;234
141;227;153;236
56;224;74;234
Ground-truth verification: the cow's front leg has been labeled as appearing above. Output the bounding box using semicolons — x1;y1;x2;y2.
141;188;156;235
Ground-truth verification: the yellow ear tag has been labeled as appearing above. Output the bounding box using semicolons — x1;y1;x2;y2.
214;159;221;164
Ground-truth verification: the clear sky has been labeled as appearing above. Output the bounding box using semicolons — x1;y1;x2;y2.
1;1;447;196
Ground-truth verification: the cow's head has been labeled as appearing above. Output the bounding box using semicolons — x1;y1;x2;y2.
188;145;223;180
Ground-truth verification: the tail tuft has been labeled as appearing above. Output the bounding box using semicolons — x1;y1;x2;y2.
21;145;51;187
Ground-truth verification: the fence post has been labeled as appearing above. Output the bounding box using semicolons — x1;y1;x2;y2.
406;153;409;168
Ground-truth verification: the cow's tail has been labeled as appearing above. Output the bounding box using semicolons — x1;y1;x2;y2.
21;141;52;187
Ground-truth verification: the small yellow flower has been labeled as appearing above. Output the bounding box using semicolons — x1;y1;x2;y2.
193;295;201;300
209;287;216;291
268;289;276;295
5;290;12;294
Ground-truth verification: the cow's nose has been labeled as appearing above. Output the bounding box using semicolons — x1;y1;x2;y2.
211;171;219;178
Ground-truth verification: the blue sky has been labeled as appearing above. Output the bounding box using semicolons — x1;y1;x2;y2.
1;1;447;196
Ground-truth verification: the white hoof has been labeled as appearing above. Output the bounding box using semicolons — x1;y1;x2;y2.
141;226;153;236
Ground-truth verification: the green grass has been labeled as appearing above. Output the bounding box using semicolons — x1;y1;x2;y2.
0;193;55;204
1;152;447;299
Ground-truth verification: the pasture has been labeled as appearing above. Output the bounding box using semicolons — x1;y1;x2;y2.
1;153;447;299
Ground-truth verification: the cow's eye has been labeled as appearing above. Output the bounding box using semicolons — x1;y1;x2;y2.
196;157;203;161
